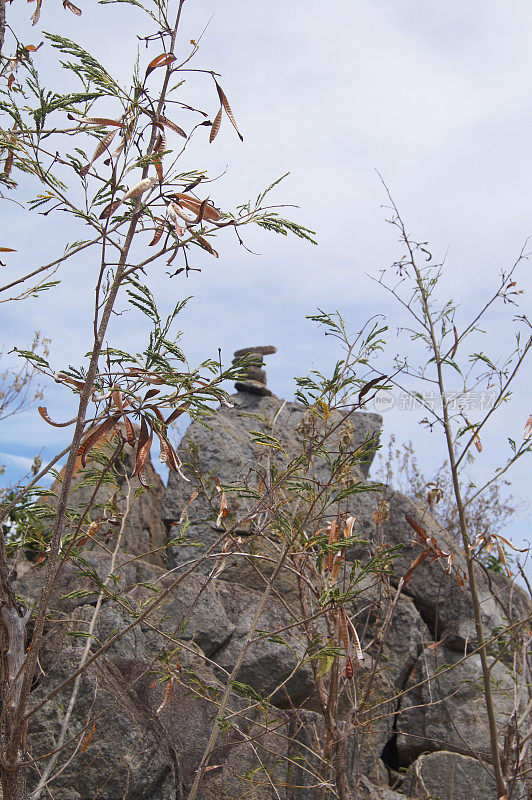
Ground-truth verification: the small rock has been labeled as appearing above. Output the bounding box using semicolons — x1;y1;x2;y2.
233;345;277;358
234;378;274;395
239;365;266;383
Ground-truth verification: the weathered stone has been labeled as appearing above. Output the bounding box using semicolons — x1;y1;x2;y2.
232;345;276;394
396;646;517;762
214;580;314;703
233;345;277;358
105;652;328;799
19;374;530;800
405;751;499;800
31;621;322;800
351;583;431;688
239;365;267;383
345;487;531;651
163;391;383;582
91;570;235;659
14;548;163;613
36;434;166;566
28;639;177;800
235;378;274;395
357;776;408;800
346;663;398;780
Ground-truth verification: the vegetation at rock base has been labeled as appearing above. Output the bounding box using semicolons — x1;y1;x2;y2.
0;1;531;800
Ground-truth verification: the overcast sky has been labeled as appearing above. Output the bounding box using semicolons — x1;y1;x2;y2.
1;0;531;564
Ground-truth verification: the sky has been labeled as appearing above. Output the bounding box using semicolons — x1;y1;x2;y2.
1;1;531;567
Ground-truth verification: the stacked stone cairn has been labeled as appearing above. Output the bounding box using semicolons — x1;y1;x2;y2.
233;344;277;396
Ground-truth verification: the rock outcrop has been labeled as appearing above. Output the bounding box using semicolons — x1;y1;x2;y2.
12;372;531;800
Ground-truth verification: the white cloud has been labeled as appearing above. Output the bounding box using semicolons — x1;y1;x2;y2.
2;0;531;560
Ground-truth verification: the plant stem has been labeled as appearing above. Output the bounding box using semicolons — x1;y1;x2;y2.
389;196;508;797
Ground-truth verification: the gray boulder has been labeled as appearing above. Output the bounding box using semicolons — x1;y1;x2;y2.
214;579;315;703
89;569;235;659
14;547;164;613
35;433;167;566
358;776;409;800
163;391;382;578
405;750;499;800
350;579;431;688
29;619;326;800
346;487;530;652
396;645;517;763
28;639;177;800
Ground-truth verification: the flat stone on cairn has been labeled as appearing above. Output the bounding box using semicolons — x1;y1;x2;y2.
233;345;277;396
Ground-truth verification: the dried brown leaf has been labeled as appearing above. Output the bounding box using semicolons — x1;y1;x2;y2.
153;132;166;182
143;388;160;401
403;550;429;586
216;490;228;528
54;372;86;391
209;105;223;143
155;676;175;715
214;79;244;141
330;551;344;581
4;148;13;178
146;53;176;78
193;233;218;258
63;0;82;14
148;219;165;247
495;540;512;578
81;129;117;176
76;117;124;128
493;534;527;553
173;193;221;222
158;115;186;138
99;199;121;219
326;518;339;571
338;606;350;653
165;403;190;425
343;516;356;539
358;375;385;405
111;389;123;413
405;514;428;543
124;415;136;447
345;656;354;680
38;406;74;427
451;325;459;359
132;417;153;477
80;722;95;753
31;0;42;26
78;416;119;467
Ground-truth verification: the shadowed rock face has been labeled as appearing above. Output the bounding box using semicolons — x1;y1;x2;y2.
14;386;531;800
